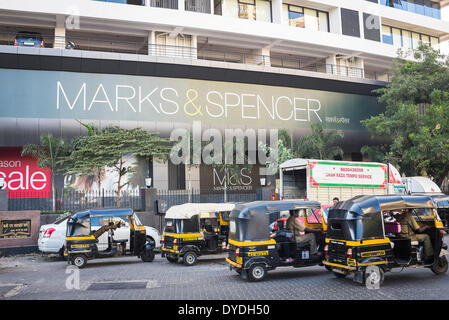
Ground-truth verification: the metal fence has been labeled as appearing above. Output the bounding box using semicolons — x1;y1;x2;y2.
7;189;258;212
8;189;143;212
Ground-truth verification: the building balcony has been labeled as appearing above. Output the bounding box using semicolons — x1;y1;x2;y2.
0;31;391;82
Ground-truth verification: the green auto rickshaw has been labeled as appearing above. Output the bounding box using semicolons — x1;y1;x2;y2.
324;195;448;287
65;208;154;268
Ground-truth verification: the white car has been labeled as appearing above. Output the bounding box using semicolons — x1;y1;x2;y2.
38;213;161;255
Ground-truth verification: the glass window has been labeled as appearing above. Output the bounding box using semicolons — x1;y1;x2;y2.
392;28;402;48
430;37;439;49
239;0;256;20
182;216;199;233
412;32;421;49
382;25;393;45
402;30;412;49
318;11;329;32
421;34;430;45
304;8;319;31
288;6;304;28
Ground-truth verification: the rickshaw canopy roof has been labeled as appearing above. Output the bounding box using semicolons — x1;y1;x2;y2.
165;203;236;219
230;200;322;220
429;194;449;208
332;195;436;216
69;208;134;222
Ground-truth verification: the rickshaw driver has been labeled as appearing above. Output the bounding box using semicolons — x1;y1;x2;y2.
396;209;433;261
286;209;323;258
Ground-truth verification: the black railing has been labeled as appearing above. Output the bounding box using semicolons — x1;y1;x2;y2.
7;189;258;211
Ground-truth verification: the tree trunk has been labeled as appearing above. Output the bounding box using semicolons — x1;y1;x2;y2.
116;158;123;208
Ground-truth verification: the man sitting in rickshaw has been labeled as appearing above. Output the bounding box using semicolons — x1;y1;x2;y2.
286;209;323;258
395;208;433;261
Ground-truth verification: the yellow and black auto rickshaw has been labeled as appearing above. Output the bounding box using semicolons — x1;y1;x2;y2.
324;195;448;287
161;203;235;266
226;200;326;281
65;208;154;268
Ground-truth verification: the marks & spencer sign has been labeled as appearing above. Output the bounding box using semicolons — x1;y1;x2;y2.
0;69;383;131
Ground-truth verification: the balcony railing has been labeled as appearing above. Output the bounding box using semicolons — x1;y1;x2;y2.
0;32;390;82
380;0;441;19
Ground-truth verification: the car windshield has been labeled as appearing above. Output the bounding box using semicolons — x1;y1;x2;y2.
54;215;71;225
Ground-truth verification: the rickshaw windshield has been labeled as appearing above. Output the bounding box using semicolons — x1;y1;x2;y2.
230;211;281;242
165;216;200;233
327;209;384;241
66;216;91;237
201;218;219;232
164;219;180;233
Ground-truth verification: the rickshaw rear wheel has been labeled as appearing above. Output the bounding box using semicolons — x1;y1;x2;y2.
71;254;88;268
183;251;198;266
141;249;155;262
431;256;448;275
363;266;384;288
248;264;267;282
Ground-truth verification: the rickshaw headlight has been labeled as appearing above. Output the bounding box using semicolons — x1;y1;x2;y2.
324;245;328;254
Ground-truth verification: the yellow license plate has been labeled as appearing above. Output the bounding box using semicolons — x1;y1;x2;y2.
71;244;89;248
248;251;268;257
361;250;385;258
236;257;242;264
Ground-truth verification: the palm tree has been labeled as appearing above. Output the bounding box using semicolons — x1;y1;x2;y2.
294;123;344;160
22;134;69;212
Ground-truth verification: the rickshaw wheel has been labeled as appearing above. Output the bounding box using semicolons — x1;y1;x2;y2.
363;266;384;288
71;254;87;268
183;251;198;266
325;265;332;272
248;264;267;282
431;256;448;275
141;250;155;262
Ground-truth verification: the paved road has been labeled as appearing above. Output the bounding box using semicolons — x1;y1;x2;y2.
1;248;449;300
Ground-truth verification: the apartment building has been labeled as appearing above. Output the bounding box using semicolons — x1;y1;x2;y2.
0;0;447;195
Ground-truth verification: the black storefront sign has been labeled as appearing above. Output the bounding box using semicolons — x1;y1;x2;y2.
0;219;31;238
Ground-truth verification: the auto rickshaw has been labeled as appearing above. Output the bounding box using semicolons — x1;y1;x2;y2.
323;195;448;287
65;208;154;268
161;203;235;266
226;200;326;281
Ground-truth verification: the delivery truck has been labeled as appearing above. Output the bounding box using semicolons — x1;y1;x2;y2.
279;159;406;203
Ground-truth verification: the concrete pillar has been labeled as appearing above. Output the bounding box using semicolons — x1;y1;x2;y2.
326;55;337;75
148;30;156;55
252;47;270;66
210;0;214;14
440;2;449;55
191;34;198;59
271;0;283;24
178;0;185;11
54;15;66;49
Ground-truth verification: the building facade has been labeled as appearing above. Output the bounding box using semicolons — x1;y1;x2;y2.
0;0;448;198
